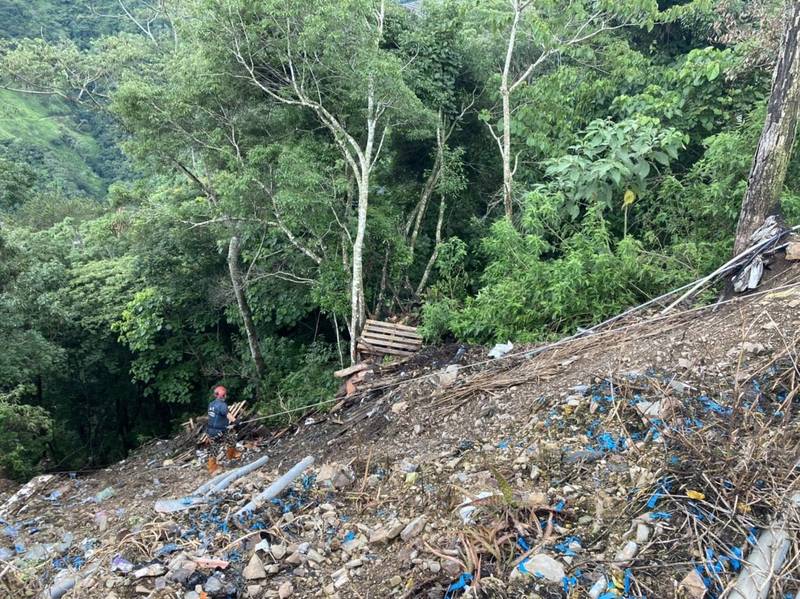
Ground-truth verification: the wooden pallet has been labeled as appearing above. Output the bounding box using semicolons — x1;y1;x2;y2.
357;319;422;358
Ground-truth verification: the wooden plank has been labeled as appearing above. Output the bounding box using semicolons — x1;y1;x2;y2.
357;341;415;357
334;362;370;378
361;330;422;346
363;321;421;338
365;319;419;333
360;336;422;352
362;329;423;344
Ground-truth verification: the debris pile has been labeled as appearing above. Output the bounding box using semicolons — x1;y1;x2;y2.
2;263;800;598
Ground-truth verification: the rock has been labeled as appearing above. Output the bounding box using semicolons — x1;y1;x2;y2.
204;575;223;594
517;554;565;583
135;585;150;594
184;593;200;599
307;548;325;563
270;544;287;560
317;463;355;490
285;551;304;565
333;572;349;589
786;241;800;261
243;554;267;580
389;575;402;587
391;401;409;414
134;563;166;578
529;465;540;482
679;568;707;598
570;384;590;396
278;581;294;598
636;523;652;543
400;516;426;541
614;541;638;564
370;520;404;544
438;364;459;387
246;585;262;598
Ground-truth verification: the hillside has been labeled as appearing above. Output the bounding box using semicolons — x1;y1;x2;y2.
3;256;800;599
0;0;126;198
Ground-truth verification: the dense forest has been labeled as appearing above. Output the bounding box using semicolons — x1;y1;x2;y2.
0;0;797;480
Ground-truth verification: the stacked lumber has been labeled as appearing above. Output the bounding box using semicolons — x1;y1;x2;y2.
182;400;249;445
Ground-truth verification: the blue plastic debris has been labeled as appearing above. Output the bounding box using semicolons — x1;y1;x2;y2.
649;512;672;521
444;572;473;599
562;573;579;593
646;479;672;509
343;531;356;543
13;542;24;554
516;537;531;552
155;543;179;557
699;395;732;415
623;568;633;594
591;431;627;453
2;525;18;538
554;500;566;512
729;546;742;571
554;535;581;557
497;440;510;449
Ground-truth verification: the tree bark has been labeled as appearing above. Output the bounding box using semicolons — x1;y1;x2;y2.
734;2;800;254
227;235;267;379
500;3;521;221
416;194;447;297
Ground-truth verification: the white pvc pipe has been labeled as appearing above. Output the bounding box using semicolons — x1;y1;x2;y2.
234;456;314;518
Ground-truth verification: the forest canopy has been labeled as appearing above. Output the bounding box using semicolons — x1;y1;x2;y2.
1;0;798;480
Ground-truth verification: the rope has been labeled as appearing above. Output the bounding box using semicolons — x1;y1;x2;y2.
237;277;800;426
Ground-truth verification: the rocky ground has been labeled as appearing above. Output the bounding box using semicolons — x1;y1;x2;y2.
3;263;800;599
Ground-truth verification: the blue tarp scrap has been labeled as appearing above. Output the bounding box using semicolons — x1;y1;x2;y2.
747;527;758;545
623;568;633;594
649;512;671;521
728;546;742;571
516;537;531;552
155;543;179;557
698;395;732;415
344;531;356;542
562;569;581;593
595;432;627;453
553;535;581;557
646;479;673;509
444;572;472;599
554;500;566;512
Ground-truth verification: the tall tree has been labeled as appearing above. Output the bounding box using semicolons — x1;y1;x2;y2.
477;0;657;221
211;0;426;360
734;1;800;253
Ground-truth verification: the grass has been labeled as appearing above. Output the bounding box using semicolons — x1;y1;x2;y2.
0;90;107;197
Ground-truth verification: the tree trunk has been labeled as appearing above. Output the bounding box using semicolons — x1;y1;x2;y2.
734;2;800;254
501;87;513;220
349;173;368;362
500;2;521;221
227;235;267;379
416;194;447;297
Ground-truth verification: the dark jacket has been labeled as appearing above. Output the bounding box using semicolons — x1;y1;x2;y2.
207;398;229;438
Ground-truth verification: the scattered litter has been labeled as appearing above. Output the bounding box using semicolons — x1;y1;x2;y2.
488;341;513;359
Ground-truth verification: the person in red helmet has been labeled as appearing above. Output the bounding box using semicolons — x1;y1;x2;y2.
206;385;237;471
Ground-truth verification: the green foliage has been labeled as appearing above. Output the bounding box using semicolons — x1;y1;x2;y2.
0;386;53;481
0;0;795;482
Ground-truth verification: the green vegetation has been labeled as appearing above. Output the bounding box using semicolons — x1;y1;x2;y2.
0;0;797;480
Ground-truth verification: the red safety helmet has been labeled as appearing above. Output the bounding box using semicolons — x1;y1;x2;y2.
213;385;227;399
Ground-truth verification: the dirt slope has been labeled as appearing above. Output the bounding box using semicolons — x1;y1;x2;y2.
3;264;800;599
